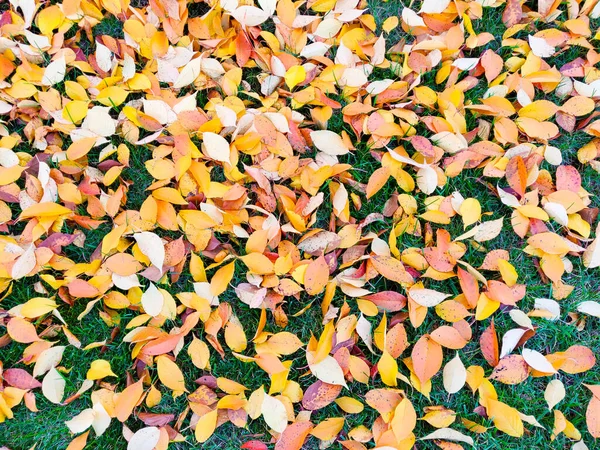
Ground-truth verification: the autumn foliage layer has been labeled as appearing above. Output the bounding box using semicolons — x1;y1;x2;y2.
1;0;600;449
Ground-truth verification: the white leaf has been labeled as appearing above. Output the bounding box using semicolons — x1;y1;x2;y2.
141;283;164;317
300;42;331;59
15;0;36;28
509;309;533;329
452;58;480;71
534;298;560;320
33;345;66;377
419;0;451;14
520;412;545;429
573;441;589;450
499;328;527;358
332;183;348;215
522;348;557;373
431;131;468;154
122;53;136;81
91;402;111;436
12;244;36;280
96;42;113;72
173;95;197;114
544;146;562;166
340;67;368;88
420;428;474;445
134;232;165;270
143;99;176;125
258;0;276;15
42;56;66;86
24;30;50;50
0;147;20;168
314;18;343;38
516;89;532;106
0;100;13;114
202;132;232;164
311;130;349;156
577;301;600;318
42;367;65;404
112;273;141;290
402;8;426;27
195;281;220;306
409;288;450;307
309;355;347;387
231;5;270;27
127;427;161;450
498;186;520;207
573;80;600;98
416;165;438;195
544;379;565;410
556;76;574;99
65;408;94;433
261;75;282;96
543;202;568;226
221;0;239;12
455;218;503;242
528;35;555;58
356;314;374;353
366;79;394;96
215;104;237;128
262;113;289;133
261;394;288;433
82;106;116;137
443;353;467;394
173;57;202;89
583;236;600;268
201;58;226;78
372;35;386;65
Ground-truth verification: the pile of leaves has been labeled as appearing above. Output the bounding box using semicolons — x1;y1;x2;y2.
1;0;600;448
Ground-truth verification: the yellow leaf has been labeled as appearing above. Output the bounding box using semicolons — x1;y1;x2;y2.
210;261;235;296
19;202;72;219
518;100;558;121
497;259;518;287
285;65;306;90
86;359;117;380
188;336;211;370
335;397;364;414
21;297;57;318
156;355;188;393
460;198;481;228
378;351;398;387
63;100;89;124
487;399;524;437
311;417;344;440
391;398;417;442
224;320;247;352
96;86;129;107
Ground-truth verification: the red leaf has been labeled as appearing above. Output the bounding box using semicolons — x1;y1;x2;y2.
4;368;42;389
241;441;268;450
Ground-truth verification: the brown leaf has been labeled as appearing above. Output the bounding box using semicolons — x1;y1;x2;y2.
502;0;523;27
302;381;342;410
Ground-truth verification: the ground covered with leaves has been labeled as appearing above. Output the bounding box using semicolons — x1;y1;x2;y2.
1;0;600;449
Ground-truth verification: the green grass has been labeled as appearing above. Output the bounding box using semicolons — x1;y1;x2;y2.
2;1;600;450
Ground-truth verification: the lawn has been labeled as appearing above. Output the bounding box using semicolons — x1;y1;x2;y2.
1;0;600;449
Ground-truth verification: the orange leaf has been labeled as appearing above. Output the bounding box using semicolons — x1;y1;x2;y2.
304;256;329;296
412;335;443;384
